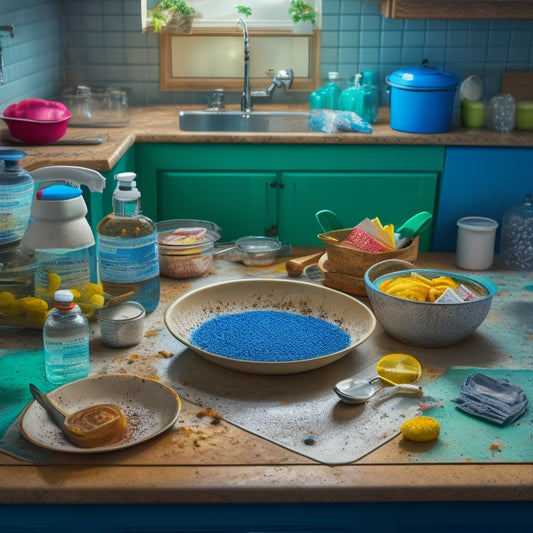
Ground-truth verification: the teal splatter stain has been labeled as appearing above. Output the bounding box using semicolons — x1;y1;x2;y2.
525;284;533;291
0;349;50;437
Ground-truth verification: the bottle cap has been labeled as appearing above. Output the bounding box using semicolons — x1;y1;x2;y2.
114;172;140;201
54;290;75;310
0;148;27;161
36;184;83;201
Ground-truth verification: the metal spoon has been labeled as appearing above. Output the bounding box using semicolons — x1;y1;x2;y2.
334;377;422;405
335;353;423;405
29;383;127;448
334;376;385;404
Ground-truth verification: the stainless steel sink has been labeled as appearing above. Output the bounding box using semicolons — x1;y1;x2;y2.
179;110;311;133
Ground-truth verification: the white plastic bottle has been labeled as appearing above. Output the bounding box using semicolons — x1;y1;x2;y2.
43;290;90;385
97;172;160;313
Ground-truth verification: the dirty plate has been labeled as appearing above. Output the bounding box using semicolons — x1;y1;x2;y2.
21;374;181;453
165;279;376;375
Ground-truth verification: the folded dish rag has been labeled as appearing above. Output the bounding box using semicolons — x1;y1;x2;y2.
454;372;528;426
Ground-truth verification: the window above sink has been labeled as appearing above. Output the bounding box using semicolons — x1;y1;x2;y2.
141;0;321;93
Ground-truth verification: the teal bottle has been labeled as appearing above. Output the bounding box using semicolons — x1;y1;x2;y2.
339;73;363;116
324;72;341;110
360;71;379;124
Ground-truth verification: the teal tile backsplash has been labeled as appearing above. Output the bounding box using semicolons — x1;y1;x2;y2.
1;0;533;108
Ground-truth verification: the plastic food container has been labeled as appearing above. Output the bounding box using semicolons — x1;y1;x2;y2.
96;301;145;348
235;236;282;266
386;62;459;133
2;99;71;144
157;219;221;279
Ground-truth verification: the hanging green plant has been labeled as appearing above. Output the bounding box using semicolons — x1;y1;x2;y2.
149;0;197;33
288;0;317;25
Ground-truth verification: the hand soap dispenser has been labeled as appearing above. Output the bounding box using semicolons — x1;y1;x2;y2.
20;165;105;303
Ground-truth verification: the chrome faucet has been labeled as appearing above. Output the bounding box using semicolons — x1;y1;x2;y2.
238;17;252;112
238;17;294;112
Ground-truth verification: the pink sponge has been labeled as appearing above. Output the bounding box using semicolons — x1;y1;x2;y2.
340;227;391;252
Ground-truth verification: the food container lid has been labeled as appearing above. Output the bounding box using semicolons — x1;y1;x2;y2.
96;301;145;322
235;236;282;254
157;219;221;256
386;62;460;91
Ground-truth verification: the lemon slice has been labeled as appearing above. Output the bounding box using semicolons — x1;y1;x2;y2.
376;353;422;385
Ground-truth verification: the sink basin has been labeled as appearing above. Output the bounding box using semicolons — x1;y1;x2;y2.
179;110;311;133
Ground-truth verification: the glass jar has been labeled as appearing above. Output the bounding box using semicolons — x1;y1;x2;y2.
500;193;533;271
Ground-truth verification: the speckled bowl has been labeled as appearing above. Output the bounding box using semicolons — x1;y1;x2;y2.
364;259;497;347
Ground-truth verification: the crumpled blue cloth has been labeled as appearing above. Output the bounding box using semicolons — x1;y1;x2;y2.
454;372;528;426
309;109;373;134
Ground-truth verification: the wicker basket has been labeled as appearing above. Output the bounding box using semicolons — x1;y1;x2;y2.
318;229;419;278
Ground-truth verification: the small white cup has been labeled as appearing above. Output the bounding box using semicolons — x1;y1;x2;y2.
456;216;499;270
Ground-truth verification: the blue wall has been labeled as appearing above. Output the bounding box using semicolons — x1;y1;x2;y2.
1;0;533;108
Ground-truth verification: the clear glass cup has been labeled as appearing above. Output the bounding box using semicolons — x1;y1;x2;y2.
486;94;515;132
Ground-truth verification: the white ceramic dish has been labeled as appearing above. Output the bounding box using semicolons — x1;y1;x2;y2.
21;374;181;453
164;279;376;375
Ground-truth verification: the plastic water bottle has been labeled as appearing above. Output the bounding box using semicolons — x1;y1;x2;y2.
339;73;363;116
324;72;341;110
97;172;160;313
0;148;34;247
360;71;379;124
43;290;90;384
309;72;342;111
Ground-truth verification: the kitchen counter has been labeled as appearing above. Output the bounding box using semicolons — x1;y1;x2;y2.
0;252;532;511
2;105;533;172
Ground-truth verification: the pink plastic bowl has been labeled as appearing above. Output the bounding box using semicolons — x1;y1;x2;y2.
2;99;71;144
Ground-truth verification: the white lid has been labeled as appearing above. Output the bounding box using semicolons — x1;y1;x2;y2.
54;289;74;303
114;171;140;201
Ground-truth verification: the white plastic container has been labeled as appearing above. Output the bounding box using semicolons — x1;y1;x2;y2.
456;216;499;270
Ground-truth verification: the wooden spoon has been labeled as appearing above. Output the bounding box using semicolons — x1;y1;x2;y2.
29;384;127;448
285;251;325;277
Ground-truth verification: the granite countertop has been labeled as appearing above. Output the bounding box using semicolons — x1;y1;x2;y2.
2;104;532;172
0;252;532;505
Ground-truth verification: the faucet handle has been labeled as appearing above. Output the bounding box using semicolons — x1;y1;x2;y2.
207;89;225;110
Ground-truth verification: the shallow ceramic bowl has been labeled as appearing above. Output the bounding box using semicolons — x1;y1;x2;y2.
21;374;181;453
364;259;497;347
165;279;376;375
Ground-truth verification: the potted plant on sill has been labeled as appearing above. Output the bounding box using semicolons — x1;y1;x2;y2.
149;0;197;33
288;0;317;33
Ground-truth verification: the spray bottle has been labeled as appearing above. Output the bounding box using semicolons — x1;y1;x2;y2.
20;166;105;305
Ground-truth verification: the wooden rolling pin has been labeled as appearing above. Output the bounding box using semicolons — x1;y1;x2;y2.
286;251;324;277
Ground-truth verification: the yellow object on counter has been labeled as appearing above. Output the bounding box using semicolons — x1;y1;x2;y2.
401;416;440;442
379;272;458;302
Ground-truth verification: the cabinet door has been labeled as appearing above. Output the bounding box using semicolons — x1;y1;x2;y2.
158;171;278;242
279;172;439;248
434;146;533;253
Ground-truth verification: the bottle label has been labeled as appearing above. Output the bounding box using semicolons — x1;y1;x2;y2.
0;178;34;244
98;233;159;283
34;248;92;301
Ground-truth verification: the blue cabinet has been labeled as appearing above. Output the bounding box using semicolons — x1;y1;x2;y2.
432;146;533;253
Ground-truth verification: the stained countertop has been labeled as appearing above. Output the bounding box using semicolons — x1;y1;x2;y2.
0;252;532;506
1;105;533;173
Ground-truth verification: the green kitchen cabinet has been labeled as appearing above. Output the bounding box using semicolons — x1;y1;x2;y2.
134;143;444;248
